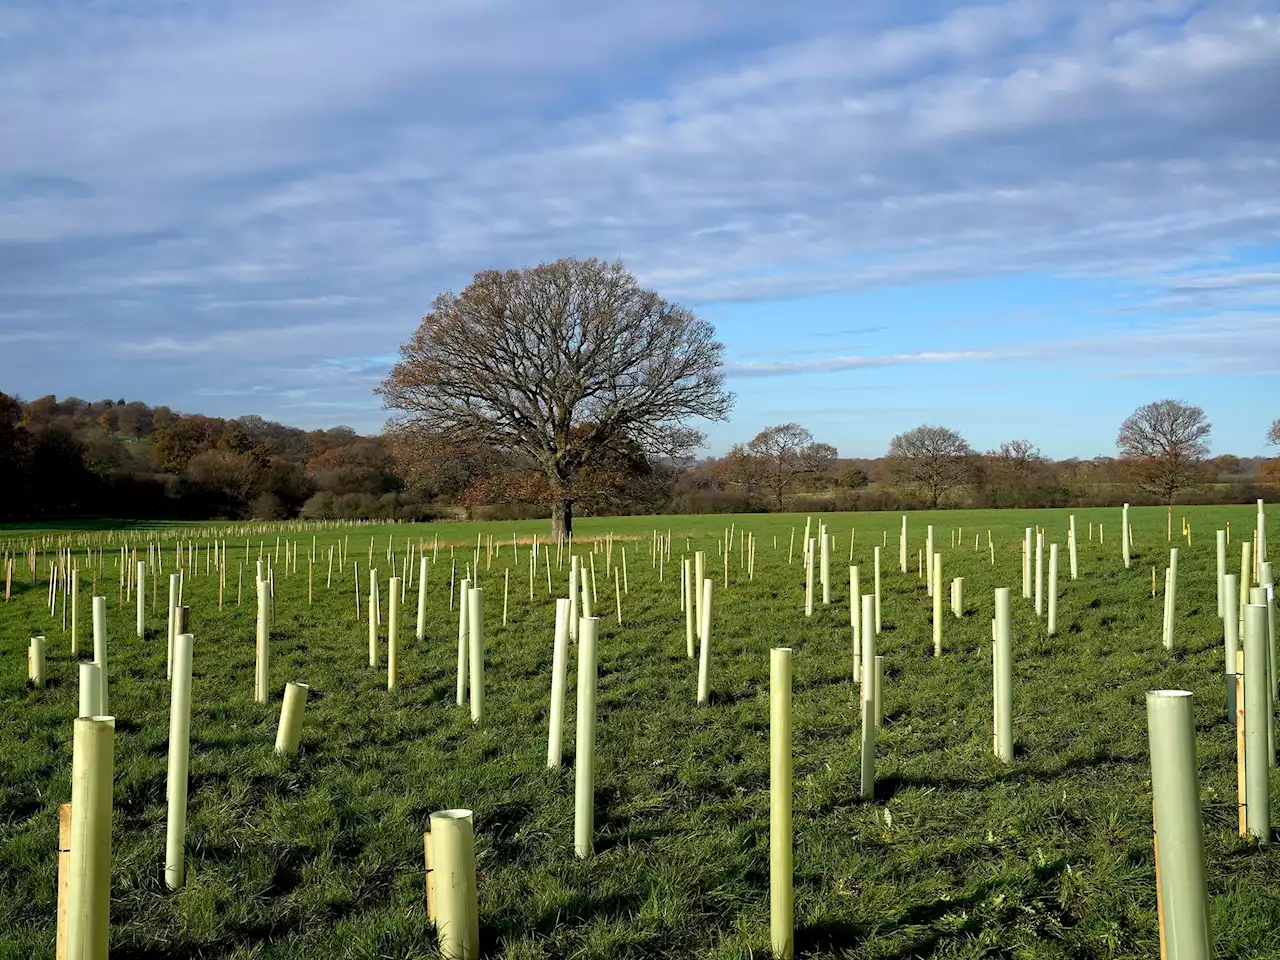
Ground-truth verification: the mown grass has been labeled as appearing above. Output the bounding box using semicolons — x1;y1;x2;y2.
1;505;1278;959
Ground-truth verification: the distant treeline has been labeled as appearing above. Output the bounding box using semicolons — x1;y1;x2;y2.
0;392;1273;522
0;393;431;522
671;450;1274;515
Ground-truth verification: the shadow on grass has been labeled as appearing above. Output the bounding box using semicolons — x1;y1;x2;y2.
865;749;1145;805
796;858;1069;957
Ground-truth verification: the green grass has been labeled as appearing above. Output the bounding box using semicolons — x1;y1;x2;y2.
2;505;1278;959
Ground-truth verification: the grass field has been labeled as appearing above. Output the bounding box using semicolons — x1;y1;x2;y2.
1;504;1278;959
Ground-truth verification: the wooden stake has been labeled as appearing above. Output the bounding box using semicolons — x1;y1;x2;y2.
424;831;436;922
56;802;71;960
1237;650;1246;836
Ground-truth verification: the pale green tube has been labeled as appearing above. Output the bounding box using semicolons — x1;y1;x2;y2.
66;716;114;960
569;556;580;642
1265;573;1278;768
388;576;401;691
1034;531;1044;617
456;578;470;706
167;573;179;680
1023;527;1032;597
579;565;593;622
1260;562;1275;697
1241;541;1253;623
1216;530;1227;617
368;568;380;668
468;587;484;725
71;568;79;655
547;598;570;769
805;538;815;617
430;809;480;960
78;662;103;718
684;559;695;658
136;561;145;638
697;579;713;706
932;552;942;657
417;557;429;640
29;635;45;689
275;681;309;755
1048;544;1059;636
874;655;885;727
952;577;964;618
1069;515;1078;580
820;534;831;605
850;565;861;680
859;595;875;799
92;595;108;714
899;515;907;573
873;546;882;634
694;551;705;638
1145;690;1212;959
1260;500;1268;563
1224;574;1240;720
1163;548;1179;650
165;632;194;889
994;588;1013;762
770;647;793;960
1249;587;1275;768
256;585;269;704
575;617;600;858
926;525;935;596
1122;503;1131;568
1244;605;1270;841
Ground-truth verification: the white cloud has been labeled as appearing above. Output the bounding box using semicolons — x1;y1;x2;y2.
729;349;1007;376
2;0;1279;431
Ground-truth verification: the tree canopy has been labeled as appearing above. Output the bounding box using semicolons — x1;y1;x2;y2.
378;257;733;537
744;423;837;507
886;425;974;508
1116;399;1211;504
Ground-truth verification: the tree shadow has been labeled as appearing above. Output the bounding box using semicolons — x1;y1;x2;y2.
795;858;1068;957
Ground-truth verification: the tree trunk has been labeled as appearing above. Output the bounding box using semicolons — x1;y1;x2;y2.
551;498;573;541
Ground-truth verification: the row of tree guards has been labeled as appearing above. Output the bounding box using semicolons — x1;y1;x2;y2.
19;501;1274;960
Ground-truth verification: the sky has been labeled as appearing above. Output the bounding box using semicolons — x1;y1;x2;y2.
1;0;1278;460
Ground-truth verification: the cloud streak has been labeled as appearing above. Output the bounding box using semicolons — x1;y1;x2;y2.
728;349;1005;377
1;0;1278;438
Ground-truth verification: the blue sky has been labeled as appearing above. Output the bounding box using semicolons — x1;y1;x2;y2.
1;0;1278;459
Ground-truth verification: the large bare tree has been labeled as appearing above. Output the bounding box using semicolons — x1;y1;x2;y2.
378;258;733;538
982;439;1048;507
1116;399;1211;503
746;423;837;507
886;424;974;507
721;443;769;500
1266;417;1280;489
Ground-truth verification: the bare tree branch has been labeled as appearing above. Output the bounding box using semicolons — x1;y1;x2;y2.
745;423;837;507
1116;399;1211;504
886;424;974;508
378;257;733;536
